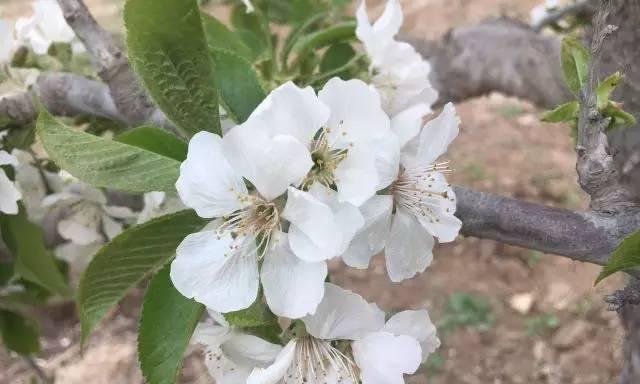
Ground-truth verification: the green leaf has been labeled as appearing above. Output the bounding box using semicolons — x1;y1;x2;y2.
291;21;356;56
0;208;70;297
138;264;204;384
200;12;252;60
603;102;637;130
224;296;278;329
596;230;640;285
125;0;220;136
0;310;40;355
541;101;580;123
597;72;624;110
116;126;188;162
320;42;356;74
280;12;326;68
37;111;181;193
211;49;266;123
561;36;591;94
79;210;207;345
230;5;271;61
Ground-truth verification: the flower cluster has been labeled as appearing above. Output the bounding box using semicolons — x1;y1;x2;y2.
175;1;461;383
1;0;82;64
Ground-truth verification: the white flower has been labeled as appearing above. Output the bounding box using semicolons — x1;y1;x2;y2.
241;0;255;13
42;179;136;246
172;79;396;317
172;81;330;317
0;19;18;63
248;283;440;384
0;131;22;215
343;103;462;282
136;191;186;224
15;0;76;55
530;0;560;25
0;150;21;215
191;312;282;384
355;0;438;117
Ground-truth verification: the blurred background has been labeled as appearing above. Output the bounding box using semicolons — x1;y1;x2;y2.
0;0;626;383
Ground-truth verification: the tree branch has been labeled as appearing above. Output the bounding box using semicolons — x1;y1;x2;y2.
1;73;122;124
55;0;172;129
409;18;572;109
454;186;640;266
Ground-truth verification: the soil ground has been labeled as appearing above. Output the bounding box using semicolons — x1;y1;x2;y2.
0;0;628;383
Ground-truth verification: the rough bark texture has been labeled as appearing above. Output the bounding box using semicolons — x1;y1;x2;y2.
410;19;572;109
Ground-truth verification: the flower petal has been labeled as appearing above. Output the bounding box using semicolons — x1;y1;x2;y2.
247;340;297;384
0;150;18;166
0;169;21;215
101;214;123;240
285;185;364;262
385;208;434;282
371;132;400;190
334;145;378;206
383;310;441;362
303;283;385;341
57;205;104;246
249;81;329;144
401;103;460;168
319;78;391;146
176;132;248;218
170;230;259;313
352;331;422;384
391;103;431;149
223;333;282;367
355;0;403;57
413;173;461;243
342;195;393;269
261;234;327;319
223;130;313;201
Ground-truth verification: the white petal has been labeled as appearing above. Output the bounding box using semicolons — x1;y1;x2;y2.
303;283;385;341
223;333;282;367
0;20;16;63
176;132;248;218
285;185;364;262
57;205;104;245
391;103;431;149
0;150;18;166
247;340;297;384
371;0;403;43
385;208;434;282
283;187;335;262
241;0;255;13
0;169;21;215
352;331;422;384
103;205;137;220
170;230;259;313
334;145;378;206
249;81;329;144
319;78;391;146
383;310;441;362
223;130;313;201
342;195;393;269
401;103;460;168
32;0;75;43
101;214;123;240
414;174;461;243
191;319;232;348
371;132;400;190
261;234;327;319
54;241;101;269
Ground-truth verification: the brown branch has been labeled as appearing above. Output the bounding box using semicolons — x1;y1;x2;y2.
454;186;640;266
1;73;122;124
55;0;172;130
408;18;572;109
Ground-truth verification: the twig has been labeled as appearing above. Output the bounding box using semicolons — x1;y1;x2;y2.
23;356;52;384
605;278;640;311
